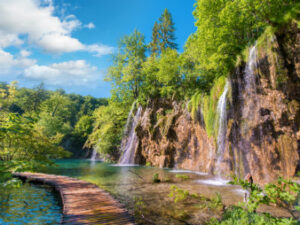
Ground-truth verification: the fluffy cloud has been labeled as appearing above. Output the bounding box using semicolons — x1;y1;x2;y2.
0;0;113;55
0;31;23;48
0;49;36;74
24;60;99;86
86;44;115;57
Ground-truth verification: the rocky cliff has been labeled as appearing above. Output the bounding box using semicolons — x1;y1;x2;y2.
126;24;300;184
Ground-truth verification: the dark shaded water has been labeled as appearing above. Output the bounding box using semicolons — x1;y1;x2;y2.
0;183;61;225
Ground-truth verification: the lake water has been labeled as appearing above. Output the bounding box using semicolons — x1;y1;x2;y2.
0;159;291;225
0;183;61;225
43;159;249;224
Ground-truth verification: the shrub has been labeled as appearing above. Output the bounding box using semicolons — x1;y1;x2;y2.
175;174;190;180
153;173;161;183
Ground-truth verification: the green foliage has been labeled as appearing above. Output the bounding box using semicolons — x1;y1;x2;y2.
202;76;227;138
188;92;202;121
0;112;70;186
153;173;161;183
175;174;190;180
0;81;107;179
225;176;300;224
158;8;177;51
134;196;147;218
156;49;182;98
168;185;189;203
154;108;175;137
264;177;300;218
210;192;224;210
149;21;160;54
209;205;298;225
186;0;299;81
107;29;146;100
231;177;300;218
85;99;130;158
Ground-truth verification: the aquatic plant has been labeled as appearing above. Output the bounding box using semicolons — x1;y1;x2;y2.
175;174;190;180
168;185;189;203
152;173;161;183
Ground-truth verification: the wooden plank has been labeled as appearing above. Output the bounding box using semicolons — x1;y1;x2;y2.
14;172;134;225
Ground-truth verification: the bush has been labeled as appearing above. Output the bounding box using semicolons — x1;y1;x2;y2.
153;173;161;183
175;174;190;180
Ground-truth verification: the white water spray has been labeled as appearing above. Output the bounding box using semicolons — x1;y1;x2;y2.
245;46;257;95
119;106;142;164
215;81;229;177
90;149;97;161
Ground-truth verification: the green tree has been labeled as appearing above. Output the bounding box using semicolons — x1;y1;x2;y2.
156;48;181;98
149;21;160;54
140;54;160;100
85;99;129;159
107;29;146;100
185;0;299;80
0;112;70;186
38;92;72;137
158;9;177;51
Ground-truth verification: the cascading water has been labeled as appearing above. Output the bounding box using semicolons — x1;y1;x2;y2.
119;106;142;164
238;45;259;173
215;81;229;177
244;46;257;94
120;101;137;151
90;149;97;161
237;44;270;180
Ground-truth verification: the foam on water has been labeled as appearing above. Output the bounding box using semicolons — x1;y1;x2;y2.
112;164;140;167
169;169;207;176
196;178;230;186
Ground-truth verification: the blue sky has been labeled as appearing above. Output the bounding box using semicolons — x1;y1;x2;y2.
0;0;196;98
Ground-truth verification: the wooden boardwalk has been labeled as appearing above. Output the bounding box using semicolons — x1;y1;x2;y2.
14;172;134;225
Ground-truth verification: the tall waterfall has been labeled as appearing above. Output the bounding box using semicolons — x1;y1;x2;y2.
242;45;261;132
215;81;229;176
119;106;142;164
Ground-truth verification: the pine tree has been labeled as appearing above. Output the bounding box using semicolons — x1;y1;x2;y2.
149;21;160;54
158;9;177;51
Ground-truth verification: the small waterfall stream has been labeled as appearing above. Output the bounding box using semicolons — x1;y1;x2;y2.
120;101;137;151
215;81;229;177
119;106;142;164
90;149;97;161
244;46;257;94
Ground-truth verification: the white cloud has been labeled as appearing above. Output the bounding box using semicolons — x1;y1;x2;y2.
19;50;31;58
85;22;95;29
37;33;84;53
24;60;99;86
0;49;36;74
0;31;23;48
0;0;113;56
86;44;114;57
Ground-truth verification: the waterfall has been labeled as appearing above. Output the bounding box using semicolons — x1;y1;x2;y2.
119;106;142;164
120;101;137;151
244;46;257;95
90;149;97;161
215;81;229;176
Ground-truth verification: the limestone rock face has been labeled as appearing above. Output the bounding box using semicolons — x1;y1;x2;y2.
132;25;300;184
226;25;300;183
134;100;216;173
